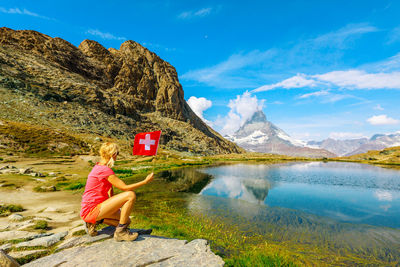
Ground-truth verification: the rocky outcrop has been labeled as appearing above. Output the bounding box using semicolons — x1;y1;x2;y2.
24;235;224;267
0;27;242;155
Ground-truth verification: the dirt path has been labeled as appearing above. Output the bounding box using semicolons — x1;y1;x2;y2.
0;156;95;233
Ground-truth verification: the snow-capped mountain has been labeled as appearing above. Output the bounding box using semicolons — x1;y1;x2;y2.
307;132;400;156
225;111;336;158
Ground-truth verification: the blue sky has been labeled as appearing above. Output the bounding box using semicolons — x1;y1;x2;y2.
1;0;400;141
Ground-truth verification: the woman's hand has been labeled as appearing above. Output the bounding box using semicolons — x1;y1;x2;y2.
144;172;154;184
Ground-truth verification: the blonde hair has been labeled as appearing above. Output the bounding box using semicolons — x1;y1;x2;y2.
99;142;119;168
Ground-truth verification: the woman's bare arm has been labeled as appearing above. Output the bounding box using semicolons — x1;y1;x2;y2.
107;173;154;191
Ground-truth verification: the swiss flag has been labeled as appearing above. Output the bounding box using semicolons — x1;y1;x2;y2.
132;131;161;156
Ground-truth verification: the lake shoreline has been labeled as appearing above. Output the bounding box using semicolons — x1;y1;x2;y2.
1;153;399;265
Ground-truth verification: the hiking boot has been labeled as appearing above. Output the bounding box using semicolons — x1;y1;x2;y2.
114;224;138;242
85;222;98;237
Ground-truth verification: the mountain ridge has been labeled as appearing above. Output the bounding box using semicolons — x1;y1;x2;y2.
226;110;336;158
0;27;243;155
308;133;400;156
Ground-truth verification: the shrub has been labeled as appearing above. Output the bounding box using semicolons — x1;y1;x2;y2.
33;220;48;229
0;204;24;214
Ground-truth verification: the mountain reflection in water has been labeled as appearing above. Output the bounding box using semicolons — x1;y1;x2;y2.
198;162;400;228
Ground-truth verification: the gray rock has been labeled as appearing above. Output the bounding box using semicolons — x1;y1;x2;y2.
8;249;47;259
1;219;33;231
8;214;24;221
0;249;20;267
48;172;57;176
15;231;68;248
0;231;52;242
0;231;32;240
19;167;33;174
24;236;224;267
56;234;111;251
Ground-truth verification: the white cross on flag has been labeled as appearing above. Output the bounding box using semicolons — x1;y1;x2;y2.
132;131;161;156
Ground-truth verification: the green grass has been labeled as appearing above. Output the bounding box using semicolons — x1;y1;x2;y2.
33;220;48;230
33;185;57;192
72;229;86;236
225;252;297;267
0;204;24;214
65;182;85;190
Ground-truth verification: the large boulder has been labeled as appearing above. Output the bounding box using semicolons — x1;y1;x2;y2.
24;236;224;267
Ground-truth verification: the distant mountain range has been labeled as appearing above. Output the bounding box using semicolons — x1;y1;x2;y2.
225;111;336;158
307;133;400;156
225;110;400;157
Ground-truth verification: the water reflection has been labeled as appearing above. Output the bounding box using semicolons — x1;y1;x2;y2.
187;194;400;261
198;162;400;228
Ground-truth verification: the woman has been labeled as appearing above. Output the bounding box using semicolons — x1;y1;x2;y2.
80;142;154;241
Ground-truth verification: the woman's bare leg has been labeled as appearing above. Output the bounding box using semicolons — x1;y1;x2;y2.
96;191;136;224
103;210;120;227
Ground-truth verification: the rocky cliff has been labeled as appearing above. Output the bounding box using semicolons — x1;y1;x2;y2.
0;27;243;155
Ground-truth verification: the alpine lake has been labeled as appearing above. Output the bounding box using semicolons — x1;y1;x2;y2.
123;161;400;266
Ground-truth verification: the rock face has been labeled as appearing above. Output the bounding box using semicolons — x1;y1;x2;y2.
226;110;336;158
24;236;224;267
0;27;242;155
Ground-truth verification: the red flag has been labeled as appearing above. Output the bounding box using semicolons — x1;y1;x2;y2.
132;131;161;156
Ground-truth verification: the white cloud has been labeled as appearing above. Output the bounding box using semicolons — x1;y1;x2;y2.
373;104;384;111
178;7;212;19
219;92;265;135
182;23;378;90
367;115;399;125
328;132;366;140
312;23;378;49
253;74;317;92
86;29;126;41
187;96;212;126
374;190;393;202
363;52;400;72
0;6;51;19
181;49;275;89
298;90;329;99
297;90;356;103
253;69;400;93
314;70;400;89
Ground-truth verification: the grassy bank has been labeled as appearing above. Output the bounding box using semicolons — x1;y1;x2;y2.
2;150;400;266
